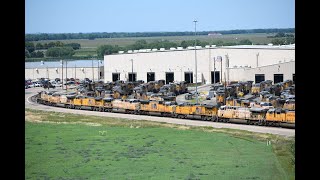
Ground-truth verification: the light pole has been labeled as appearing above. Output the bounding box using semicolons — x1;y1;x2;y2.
193;19;198;104
92;57;94;82
97;60;102;80
66;59;68;91
130;59;133;82
41;61;49;79
60;60;64;90
213;57;216;84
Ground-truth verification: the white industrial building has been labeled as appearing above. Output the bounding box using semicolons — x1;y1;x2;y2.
25;60;104;81
104;44;295;84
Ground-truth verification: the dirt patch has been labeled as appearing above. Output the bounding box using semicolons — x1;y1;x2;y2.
26;120;102;126
25;111;44;122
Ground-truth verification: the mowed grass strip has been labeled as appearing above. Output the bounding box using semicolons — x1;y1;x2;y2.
25;109;294;180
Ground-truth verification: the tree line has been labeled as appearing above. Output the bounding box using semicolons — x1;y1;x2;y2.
25;28;295;41
25;41;81;58
96;39;255;58
268;33;295;45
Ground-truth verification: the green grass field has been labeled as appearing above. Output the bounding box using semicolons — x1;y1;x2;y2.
25;109;294;179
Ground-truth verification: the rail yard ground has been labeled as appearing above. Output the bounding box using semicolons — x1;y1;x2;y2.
25;109;295;179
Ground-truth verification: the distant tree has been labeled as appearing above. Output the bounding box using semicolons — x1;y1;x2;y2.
35;51;44;58
55;41;64;47
46;47;74;57
213;40;224;46
25;42;35;53
275;32;286;37
239;39;252;45
88;34;95;40
25;49;30;58
271;38;285;45
35;43;44;50
97;45;115;57
65;43;81;50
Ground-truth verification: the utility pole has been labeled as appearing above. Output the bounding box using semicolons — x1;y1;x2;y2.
97;60;100;80
213;57;216;84
130;59;133;82
256;53;259;68
61;60;63;90
75;64;76;80
92;58;94;81
193;20;198;104
65;60;68;92
220;57;223;83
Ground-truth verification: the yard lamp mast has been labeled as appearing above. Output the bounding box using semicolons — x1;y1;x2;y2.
66;59;68;92
60;60;63;90
213;57;216;84
193;20;198;104
130;59;133;82
92;57;94;81
97;60;102;80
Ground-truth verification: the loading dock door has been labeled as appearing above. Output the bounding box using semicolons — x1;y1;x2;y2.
211;71;220;84
274;74;283;83
128;73;137;82
147;72;155;82
166;72;174;84
255;74;265;83
112;73;120;82
184;72;193;83
293;74;295;84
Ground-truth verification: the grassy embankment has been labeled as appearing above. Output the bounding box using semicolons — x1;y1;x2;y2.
25;108;295;179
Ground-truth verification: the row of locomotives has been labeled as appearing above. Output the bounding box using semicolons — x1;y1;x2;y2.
139;100;176;116
174;103;218;121
265;108;295;128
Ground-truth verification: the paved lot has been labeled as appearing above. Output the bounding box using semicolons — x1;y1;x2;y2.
25;87;295;137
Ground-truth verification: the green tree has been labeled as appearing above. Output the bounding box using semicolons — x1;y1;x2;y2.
35;43;44;50
25;42;35;53
46;47;75;57
65;43;81;50
239;39;252;45
97;45;115;57
271;38;285;45
25;49;30;58
275;32;285;37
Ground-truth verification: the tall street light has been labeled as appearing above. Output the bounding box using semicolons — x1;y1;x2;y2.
92;57;94;82
193;20;198;104
65;59;68;92
41;61;49;79
97;60;102;81
130;59;133;82
60;60;64;90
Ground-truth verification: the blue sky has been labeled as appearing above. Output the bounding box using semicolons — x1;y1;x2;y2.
25;0;295;34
